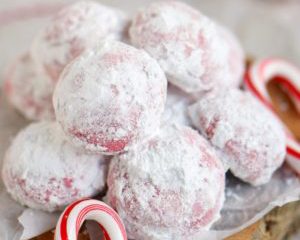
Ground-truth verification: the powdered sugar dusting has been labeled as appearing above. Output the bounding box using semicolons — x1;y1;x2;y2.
4;53;55;120
218;25;245;88
188;89;286;186
129;1;232;93
31;0;129;81
162;84;194;126
2;121;108;212
53;40;167;155
106;124;225;239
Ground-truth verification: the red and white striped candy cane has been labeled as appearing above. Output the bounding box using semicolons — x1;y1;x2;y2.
55;199;127;240
245;58;300;174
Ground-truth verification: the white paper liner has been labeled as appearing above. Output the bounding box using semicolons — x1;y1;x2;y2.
0;0;300;239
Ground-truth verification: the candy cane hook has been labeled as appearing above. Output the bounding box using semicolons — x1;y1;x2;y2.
55;199;127;240
245;58;300;174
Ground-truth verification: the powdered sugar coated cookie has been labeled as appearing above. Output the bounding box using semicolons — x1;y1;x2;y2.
2;121;108;212
107;124;225;239
129;1;232;93
188;89;286;186
53;40;167;155
31;1;129;81
4;53;55;120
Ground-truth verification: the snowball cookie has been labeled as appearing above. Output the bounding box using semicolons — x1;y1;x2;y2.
129;1;233;93
188;89;286;186
107;124;225;239
2;121;108;212
31;1;129;81
218;25;245;88
53;41;167;155
162;84;194;126
4;53;55;121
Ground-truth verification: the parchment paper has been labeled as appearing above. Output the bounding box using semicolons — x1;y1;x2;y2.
0;0;300;239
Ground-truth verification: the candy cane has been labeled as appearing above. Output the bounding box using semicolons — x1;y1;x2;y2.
55;199;127;240
245;58;300;174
